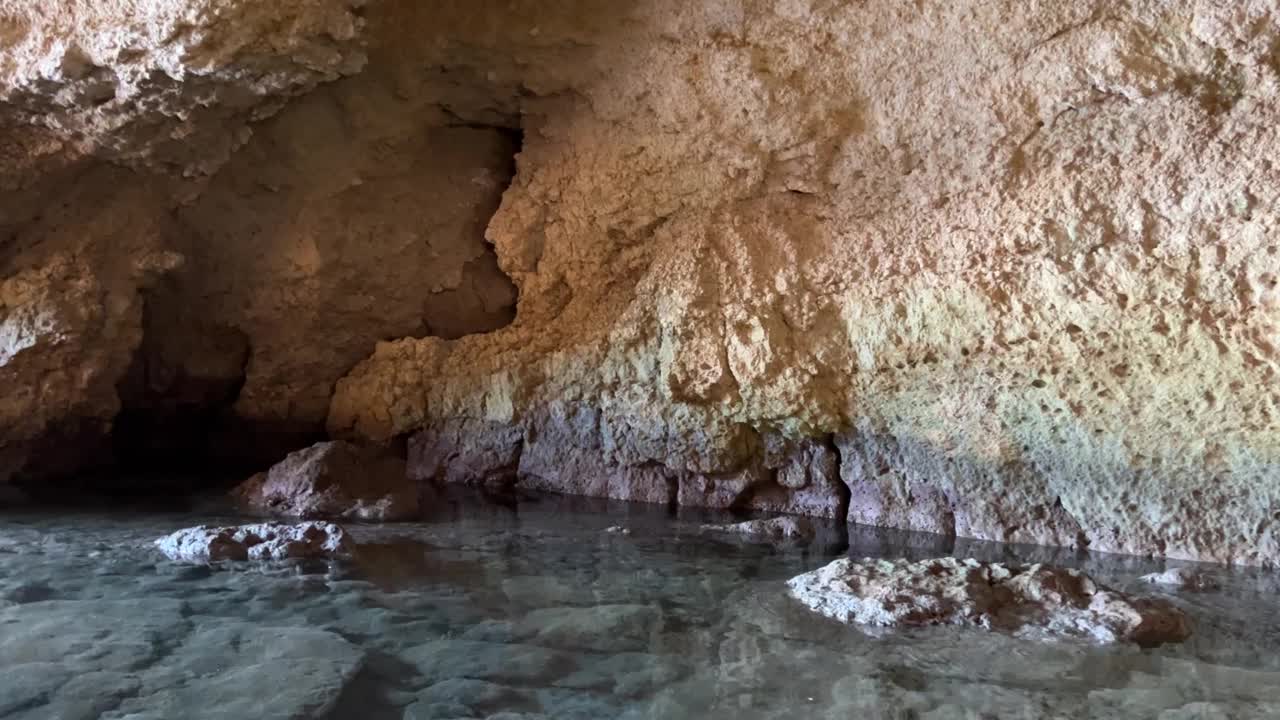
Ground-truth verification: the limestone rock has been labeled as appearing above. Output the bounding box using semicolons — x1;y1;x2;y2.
105;624;365;720
787;557;1192;646
0;598;363;720
322;1;1280;567
5;0;1280;568
511;604;662;654
232;440;417;521
1140;567;1222;591
0;0;368;174
403;639;578;687
409;418;523;488
701;516;816;542
0;598;190;673
154;521;356;562
0;169;179;485
161;107;519;440
1;3;519;483
406;409;847;516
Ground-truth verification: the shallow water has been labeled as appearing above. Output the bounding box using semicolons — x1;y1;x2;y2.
2;492;1280;720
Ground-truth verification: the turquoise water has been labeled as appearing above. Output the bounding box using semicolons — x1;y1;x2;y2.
2;492;1279;719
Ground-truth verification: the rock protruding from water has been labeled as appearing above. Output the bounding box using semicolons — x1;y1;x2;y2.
1140;567;1221;591
232;440;417;521
155;522;356;563
787;557;1191;645
701;516;816;541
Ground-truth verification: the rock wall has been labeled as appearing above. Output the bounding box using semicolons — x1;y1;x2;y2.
5;1;1280;565
330;0;1280;566
0;0;519;481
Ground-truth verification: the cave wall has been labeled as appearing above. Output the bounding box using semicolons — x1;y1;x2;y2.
4;1;1280;565
331;0;1280;566
0;0;520;482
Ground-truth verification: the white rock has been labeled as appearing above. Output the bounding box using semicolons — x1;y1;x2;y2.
1140;567;1222;591
787;557;1191;645
701;516;815;541
154;522;356;563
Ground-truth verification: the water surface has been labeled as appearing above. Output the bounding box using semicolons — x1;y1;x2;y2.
2;492;1278;719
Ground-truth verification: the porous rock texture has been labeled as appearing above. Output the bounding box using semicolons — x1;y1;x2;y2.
154;521;355;562
4;2;1280;565
329;1;1280;566
701;516;817;542
232;440;417;521
1140;566;1223;591
787;557;1192;645
0;0;367;174
0;0;519;481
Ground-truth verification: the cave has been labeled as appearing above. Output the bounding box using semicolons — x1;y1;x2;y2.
2;1;1279;718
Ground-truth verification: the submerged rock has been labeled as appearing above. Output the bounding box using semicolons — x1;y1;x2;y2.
154;522;356;563
1;597;364;720
1140;567;1222;591
232;440;417;521
787;557;1191;646
701;516;816;541
108;624;365;720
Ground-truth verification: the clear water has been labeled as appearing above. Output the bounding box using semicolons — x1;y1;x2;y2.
2;491;1279;720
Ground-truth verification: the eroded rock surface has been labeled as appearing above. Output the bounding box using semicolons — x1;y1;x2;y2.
321;0;1280;566
233;440;417;521
0;598;364;720
0;1;520;485
1141;567;1223;591
154;521;355;562
701;516;816;542
0;0;368;174
4;1;1280;565
787;557;1192;645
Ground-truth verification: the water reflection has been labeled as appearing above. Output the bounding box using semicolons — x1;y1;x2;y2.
0;489;1278;719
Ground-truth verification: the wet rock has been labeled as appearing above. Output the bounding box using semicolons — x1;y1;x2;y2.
107;624;365;720
513;604;661;654
701;516;816;541
34;670;142;720
232;440;417;521
0;662;72;717
1140;567;1222;591
0;592;364;720
788;557;1191;645
501;576;578;608
154;522;356;563
0;599;189;673
558;652;688;697
403;639;579;685
404;678;536;719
